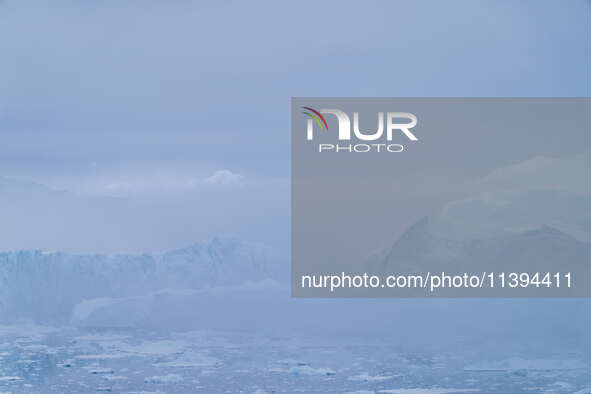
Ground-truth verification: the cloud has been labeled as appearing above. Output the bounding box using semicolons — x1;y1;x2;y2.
0;170;287;254
1;0;589;137
202;170;244;188
34;169;246;197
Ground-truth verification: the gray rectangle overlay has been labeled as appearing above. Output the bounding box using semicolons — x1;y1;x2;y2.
292;98;591;297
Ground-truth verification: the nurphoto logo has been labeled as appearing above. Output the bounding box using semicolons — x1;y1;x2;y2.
302;106;418;153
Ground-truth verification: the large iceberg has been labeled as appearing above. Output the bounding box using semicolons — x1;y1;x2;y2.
0;237;277;323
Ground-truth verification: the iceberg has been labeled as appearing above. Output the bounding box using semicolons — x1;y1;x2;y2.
0;237;275;323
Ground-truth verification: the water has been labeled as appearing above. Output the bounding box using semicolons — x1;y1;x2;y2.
0;325;589;393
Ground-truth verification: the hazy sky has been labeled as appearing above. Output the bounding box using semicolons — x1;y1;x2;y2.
0;0;589;253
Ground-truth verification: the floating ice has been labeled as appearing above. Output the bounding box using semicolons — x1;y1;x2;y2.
0;376;22;381
378;389;479;394
464;357;589;372
87;367;114;375
348;372;400;382
144;374;183;384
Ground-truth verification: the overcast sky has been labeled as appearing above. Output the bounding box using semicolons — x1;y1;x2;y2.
0;0;589;253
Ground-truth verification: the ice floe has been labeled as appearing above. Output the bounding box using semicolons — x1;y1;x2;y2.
144;373;183;384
